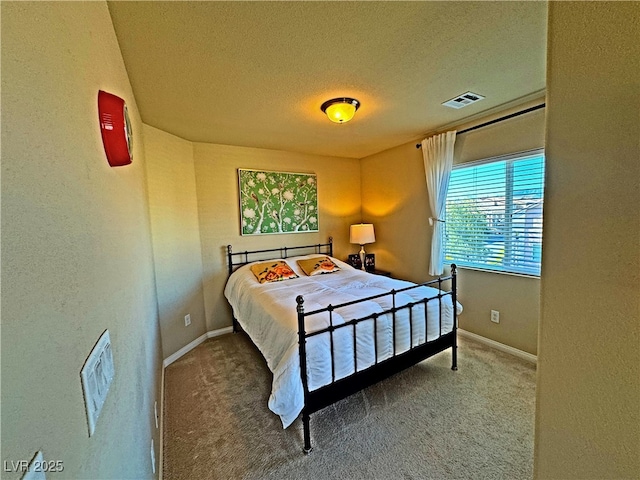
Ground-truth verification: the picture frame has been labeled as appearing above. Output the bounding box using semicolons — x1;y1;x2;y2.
347;254;362;269
238;169;318;235
365;253;376;272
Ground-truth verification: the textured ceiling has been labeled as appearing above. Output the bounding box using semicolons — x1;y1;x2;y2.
108;1;547;159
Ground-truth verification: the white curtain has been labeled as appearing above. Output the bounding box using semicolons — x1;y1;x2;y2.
422;130;456;276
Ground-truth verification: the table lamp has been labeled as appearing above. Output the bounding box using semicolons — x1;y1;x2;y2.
350;223;375;271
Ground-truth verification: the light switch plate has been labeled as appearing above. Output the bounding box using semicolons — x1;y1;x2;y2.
22;451;46;480
80;330;115;436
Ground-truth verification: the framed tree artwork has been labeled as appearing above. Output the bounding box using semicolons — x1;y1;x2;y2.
238;169;319;235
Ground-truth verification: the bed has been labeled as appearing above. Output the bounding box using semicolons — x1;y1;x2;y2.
224;238;461;453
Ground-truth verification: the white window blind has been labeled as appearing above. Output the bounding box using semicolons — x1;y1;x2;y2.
445;149;545;276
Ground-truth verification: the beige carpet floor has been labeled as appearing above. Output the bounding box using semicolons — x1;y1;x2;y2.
163;333;536;480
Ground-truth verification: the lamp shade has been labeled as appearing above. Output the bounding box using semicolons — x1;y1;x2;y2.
350;224;375;245
321;98;360;124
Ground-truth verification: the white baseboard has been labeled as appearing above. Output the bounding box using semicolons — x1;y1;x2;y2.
162;326;234;368
457;328;537;364
207;326;234;340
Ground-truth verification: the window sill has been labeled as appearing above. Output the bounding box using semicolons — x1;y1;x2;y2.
451;265;541;279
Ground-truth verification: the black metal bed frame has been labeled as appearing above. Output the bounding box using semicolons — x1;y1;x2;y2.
226;238;458;453
227;238;336;334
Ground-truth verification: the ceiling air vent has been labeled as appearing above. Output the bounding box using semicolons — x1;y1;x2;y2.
442;91;485;109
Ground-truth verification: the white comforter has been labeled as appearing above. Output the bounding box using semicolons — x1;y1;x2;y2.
224;255;462;428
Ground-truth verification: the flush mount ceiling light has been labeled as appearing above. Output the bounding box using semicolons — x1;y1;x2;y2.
320;97;360;124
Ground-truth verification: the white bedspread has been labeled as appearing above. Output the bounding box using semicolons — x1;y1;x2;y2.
224;255;462;428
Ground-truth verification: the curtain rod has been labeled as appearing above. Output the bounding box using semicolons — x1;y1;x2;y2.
416;103;546;149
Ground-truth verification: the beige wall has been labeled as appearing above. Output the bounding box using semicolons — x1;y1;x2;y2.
143;125;207;358
141;134;361;355
193;143;362;331
361;102;545;354
1;3;162;479
361;141;432;283
535;2;639;478
453;106;545;355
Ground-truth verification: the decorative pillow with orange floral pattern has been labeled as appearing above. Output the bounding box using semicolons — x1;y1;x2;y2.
297;256;340;276
250;260;299;284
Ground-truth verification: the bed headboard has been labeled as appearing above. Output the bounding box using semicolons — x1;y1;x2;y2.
227;237;333;275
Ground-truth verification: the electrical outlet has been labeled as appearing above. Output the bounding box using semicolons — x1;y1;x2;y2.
150;439;156;475
184;314;191;326
491;310;500;324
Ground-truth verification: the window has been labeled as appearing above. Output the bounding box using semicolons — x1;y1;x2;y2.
444;149;545;276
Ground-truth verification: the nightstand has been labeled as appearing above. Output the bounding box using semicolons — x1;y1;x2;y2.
368;269;391;277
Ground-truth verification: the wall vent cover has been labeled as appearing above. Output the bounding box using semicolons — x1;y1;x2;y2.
442;91;485;109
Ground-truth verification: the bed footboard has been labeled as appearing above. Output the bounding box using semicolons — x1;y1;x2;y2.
296;264;458;454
